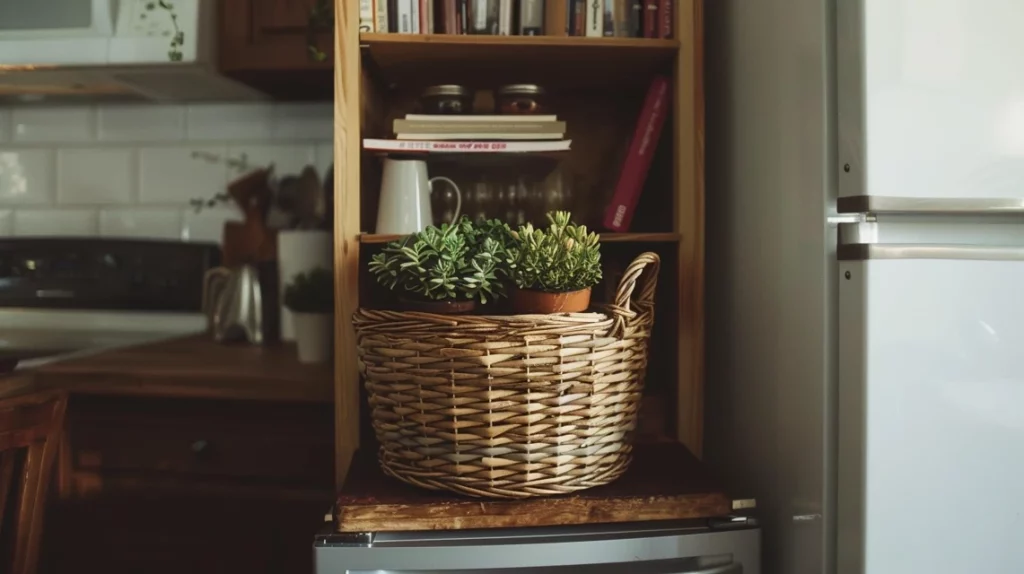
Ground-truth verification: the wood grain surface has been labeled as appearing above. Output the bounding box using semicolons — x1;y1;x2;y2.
675;0;706;457
334;0;363;488
334;442;731;532
1;336;333;404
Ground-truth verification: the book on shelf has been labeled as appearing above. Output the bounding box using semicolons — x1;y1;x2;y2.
364;138;572;152
393;115;569;139
404;113;558;122
397;132;564;140
363;0;672;38
602;75;669;232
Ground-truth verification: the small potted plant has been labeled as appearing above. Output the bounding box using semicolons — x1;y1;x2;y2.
507;211;602;314
283;267;334;363
368;217;508;313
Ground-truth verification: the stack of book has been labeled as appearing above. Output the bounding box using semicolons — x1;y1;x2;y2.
360;0;674;38
364;114;572;153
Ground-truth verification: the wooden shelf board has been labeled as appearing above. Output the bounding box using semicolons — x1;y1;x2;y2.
361;33;680;50
359;232;681;244
334;442;734;533
360;33;679;91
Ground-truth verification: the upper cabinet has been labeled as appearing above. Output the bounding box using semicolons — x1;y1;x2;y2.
219;0;333;100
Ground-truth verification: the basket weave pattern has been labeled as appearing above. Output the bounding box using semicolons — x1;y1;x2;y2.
353;252;661;498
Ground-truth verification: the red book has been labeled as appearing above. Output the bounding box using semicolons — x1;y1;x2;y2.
443;0;457;33
658;0;672;38
602;76;670;232
572;0;586;35
420;0;430;32
643;0;657;38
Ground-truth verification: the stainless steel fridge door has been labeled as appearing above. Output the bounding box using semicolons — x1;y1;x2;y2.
838;225;1024;574
315;523;760;574
837;0;1024;204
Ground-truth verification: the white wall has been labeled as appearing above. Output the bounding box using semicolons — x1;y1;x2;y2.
0;102;333;243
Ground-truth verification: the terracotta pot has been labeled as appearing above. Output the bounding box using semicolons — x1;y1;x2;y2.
398;297;477;314
510;287;592;314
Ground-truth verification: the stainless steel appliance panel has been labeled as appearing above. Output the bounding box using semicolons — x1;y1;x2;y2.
316;522;760;574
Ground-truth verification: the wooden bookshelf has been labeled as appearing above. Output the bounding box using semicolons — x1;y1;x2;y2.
361;33;679;90
333;2;705;485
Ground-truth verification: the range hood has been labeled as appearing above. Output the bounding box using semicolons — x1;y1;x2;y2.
0;0;267;103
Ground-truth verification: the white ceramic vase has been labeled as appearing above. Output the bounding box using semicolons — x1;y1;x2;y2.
277;230;332;341
292;312;332;364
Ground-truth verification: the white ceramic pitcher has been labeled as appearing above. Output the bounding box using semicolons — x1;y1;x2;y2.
376;158;462;234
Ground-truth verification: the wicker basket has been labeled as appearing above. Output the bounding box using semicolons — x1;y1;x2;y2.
353;252;661;498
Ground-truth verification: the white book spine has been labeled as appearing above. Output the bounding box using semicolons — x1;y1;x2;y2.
359;0;375;32
376;0;390;32
411;0;421;33
498;0;513;35
472;0;488;32
427;0;435;33
363;139;572;153
398;0;414;33
405;114;560;122
585;0;603;36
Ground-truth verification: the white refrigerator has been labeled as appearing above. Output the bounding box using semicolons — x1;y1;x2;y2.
705;0;1024;573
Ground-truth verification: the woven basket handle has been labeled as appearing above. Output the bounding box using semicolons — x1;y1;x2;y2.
608;252;661;336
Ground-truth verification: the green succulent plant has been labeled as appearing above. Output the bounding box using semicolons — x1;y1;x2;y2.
508;211;602;292
368;217;512;304
284;267;334;313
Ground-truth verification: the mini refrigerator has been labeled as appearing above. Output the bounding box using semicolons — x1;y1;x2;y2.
315;518;760;573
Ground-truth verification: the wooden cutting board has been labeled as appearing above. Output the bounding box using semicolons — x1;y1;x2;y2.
334;442;740;533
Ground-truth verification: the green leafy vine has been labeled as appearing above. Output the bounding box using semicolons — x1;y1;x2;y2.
307;0;333;62
149;1;184;61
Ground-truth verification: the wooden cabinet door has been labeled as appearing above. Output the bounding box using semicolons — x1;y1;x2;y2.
219;0;332;72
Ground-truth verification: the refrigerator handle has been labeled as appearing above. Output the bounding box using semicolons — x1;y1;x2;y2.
838;244;1024;261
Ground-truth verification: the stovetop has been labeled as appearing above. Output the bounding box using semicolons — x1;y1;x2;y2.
0;237;219;311
0;238;219;373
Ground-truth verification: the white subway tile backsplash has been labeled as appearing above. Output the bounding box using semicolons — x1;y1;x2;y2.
13;209;98;237
12;106;95;143
315;143;334;178
98;105;185;142
187;104;274;141
100;208;182;240
58;148;134;204
0;102;332;241
273;104;334;140
140;145;227;204
228;144;315;178
0;109;10;142
181;206;243;244
0;150;55;205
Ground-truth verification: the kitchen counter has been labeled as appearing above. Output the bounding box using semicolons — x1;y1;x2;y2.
0;335;333;403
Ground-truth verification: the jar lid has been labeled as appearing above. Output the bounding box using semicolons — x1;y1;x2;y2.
422;85;470;97
496;84;545;96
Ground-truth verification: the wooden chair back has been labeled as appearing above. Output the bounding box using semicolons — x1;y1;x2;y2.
0;390;67;574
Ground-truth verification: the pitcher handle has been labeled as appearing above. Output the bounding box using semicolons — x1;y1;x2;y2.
201;267;231;327
428;176;462;223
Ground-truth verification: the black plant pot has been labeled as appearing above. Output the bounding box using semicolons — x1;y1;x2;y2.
397;297;477;314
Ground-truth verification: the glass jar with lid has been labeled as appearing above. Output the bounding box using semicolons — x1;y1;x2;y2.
418;85;474;115
494;84;548;115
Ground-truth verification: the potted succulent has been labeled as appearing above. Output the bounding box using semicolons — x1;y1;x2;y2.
368;217;510;314
507;211;602;314
283;267;334;363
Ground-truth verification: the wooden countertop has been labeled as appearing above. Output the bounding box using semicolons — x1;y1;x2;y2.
1;335;333;404
334;442;741;533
